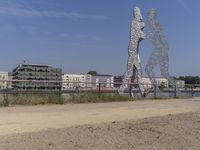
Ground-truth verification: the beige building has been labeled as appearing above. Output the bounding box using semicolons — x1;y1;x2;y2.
7;72;13;89
156;78;169;88
62;74;92;90
141;77;152;89
142;77;169;89
0;72;9;89
176;80;185;88
92;75;114;89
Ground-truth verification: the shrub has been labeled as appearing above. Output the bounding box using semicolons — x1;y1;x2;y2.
67;93;130;103
6;94;64;106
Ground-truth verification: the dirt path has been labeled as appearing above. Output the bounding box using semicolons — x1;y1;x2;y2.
1;110;200;149
0;97;200;136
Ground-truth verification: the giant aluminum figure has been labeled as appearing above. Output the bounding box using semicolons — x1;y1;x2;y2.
119;6;145;97
145;8;175;88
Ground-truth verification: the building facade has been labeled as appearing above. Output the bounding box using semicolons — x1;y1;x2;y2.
176;80;185;88
114;76;123;88
114;76;169;90
141;77;169;89
92;75;114;89
156;78;169;88
12;64;62;90
7;72;13;89
0;72;8;89
62;74;92;90
141;77;152;89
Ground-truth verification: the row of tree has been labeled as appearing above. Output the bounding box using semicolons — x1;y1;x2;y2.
176;76;200;85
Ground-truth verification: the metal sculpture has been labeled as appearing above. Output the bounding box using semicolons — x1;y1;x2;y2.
119;6;145;97
145;8;175;87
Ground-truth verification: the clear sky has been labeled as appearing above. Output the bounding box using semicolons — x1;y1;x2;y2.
0;0;199;76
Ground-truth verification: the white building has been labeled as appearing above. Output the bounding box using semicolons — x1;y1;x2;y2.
91;75;114;89
176;80;185;88
141;77;152;89
0;72;9;89
62;74;92;90
142;77;169;89
156;78;169;88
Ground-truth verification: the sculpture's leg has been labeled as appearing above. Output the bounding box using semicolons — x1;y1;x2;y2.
126;52;136;84
133;61;144;97
159;54;175;86
127;53;135;77
119;53;134;93
145;52;158;86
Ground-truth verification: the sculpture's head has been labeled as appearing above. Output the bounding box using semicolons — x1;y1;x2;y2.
148;8;157;20
134;6;143;21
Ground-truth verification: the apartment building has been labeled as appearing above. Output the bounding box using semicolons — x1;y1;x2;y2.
62;74;92;90
92;75;114;89
156;78;169;88
114;76;123;88
12;64;62;91
0;72;8;89
176;80;185;88
142;77;169;89
141;77;152;89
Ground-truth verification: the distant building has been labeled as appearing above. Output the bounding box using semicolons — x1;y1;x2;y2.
92;75;114;89
176;80;185;88
114;76;123;88
141;77;152;89
7;72;13;89
62;74;92;90
12;64;62;91
156;78;169;88
114;76;153;89
142;77;169;89
0;72;9;89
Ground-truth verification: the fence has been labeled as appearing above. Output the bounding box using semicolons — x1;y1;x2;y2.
0;79;200;106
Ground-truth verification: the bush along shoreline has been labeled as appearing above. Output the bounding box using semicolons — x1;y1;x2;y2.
0;93;131;106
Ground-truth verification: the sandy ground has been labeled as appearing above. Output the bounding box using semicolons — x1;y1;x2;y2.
0;97;200;149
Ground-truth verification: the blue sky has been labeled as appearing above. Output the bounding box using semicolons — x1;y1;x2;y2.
0;0;199;76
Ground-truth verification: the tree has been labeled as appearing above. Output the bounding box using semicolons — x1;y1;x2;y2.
177;76;200;85
177;76;185;81
87;71;98;76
